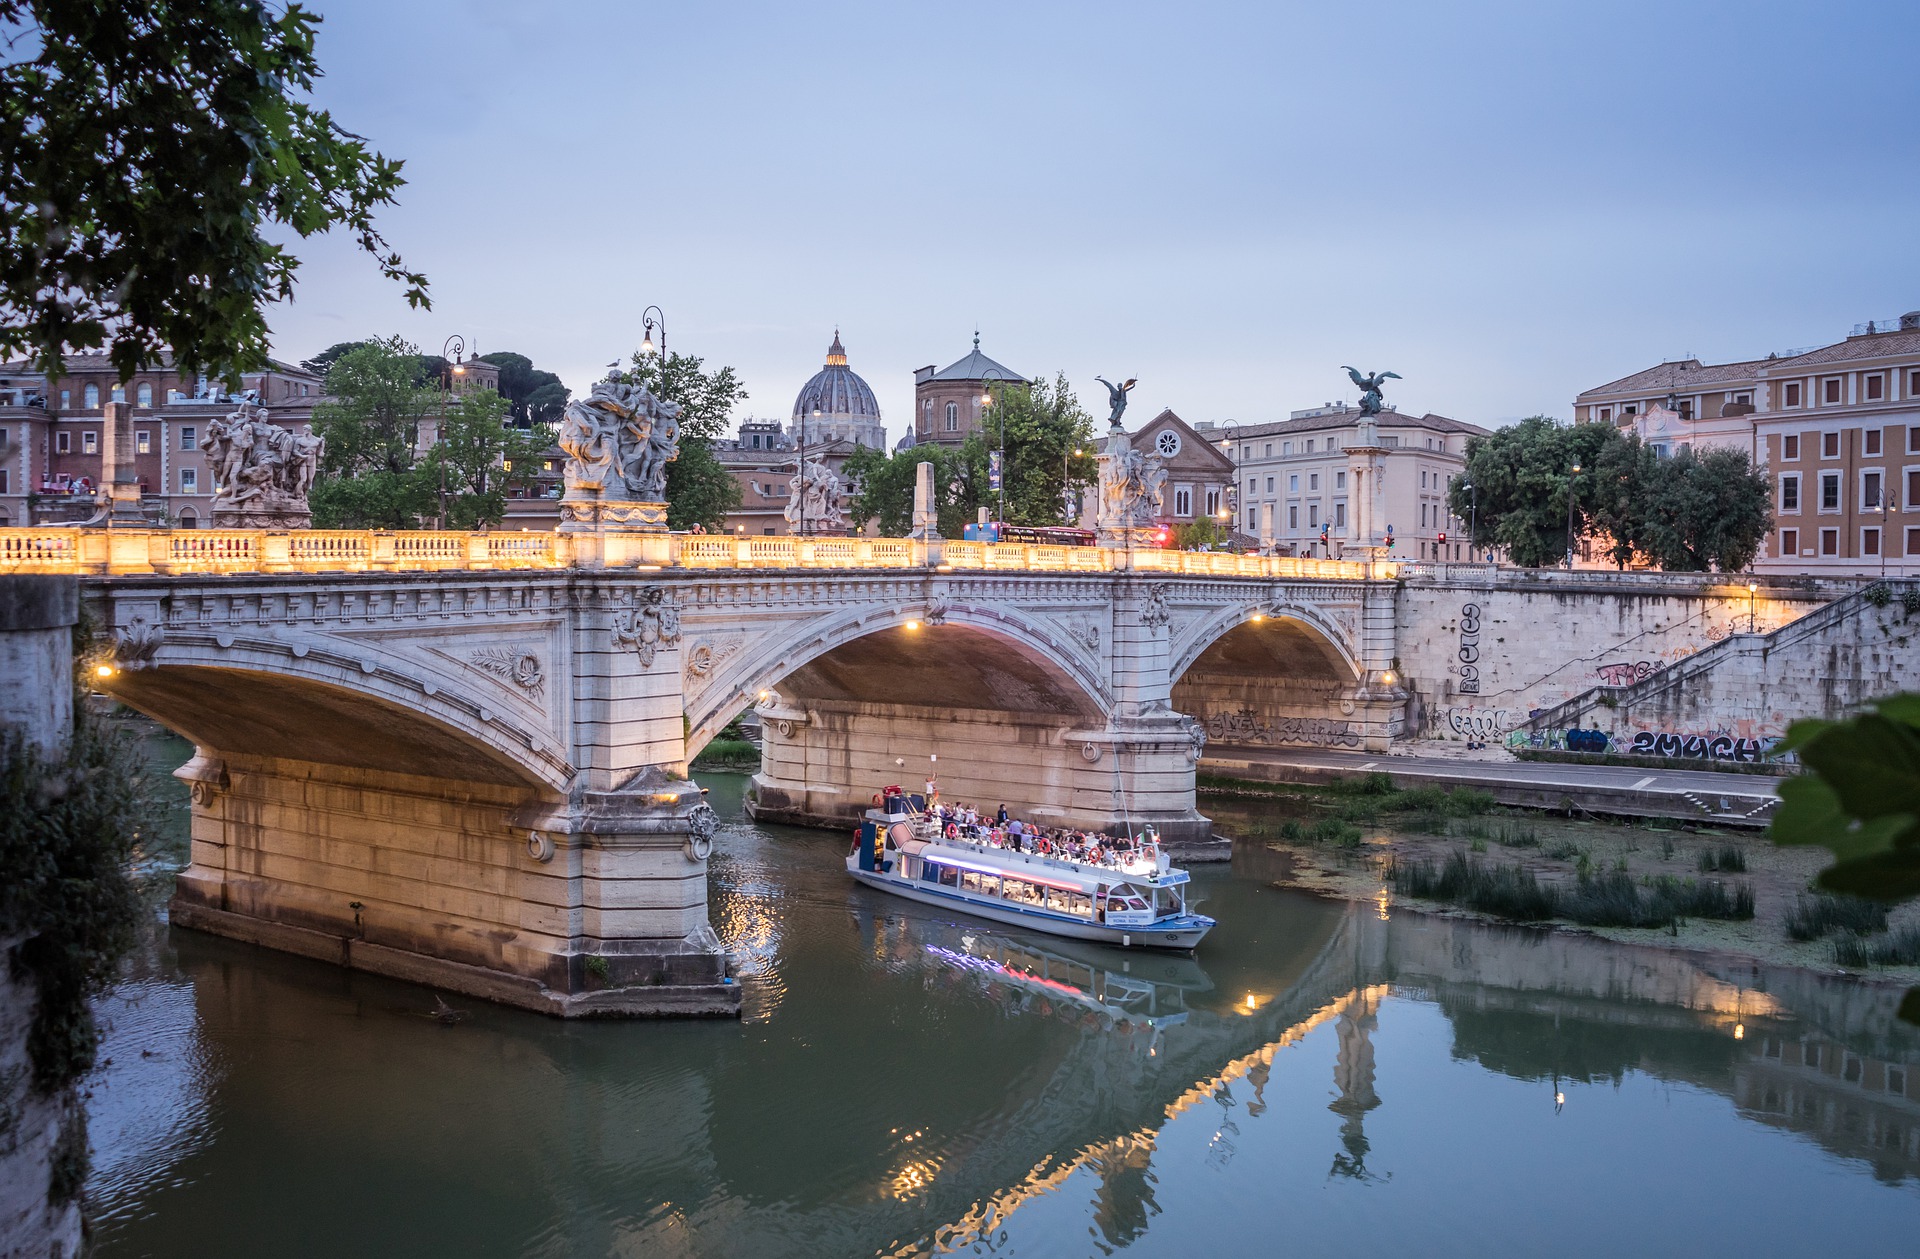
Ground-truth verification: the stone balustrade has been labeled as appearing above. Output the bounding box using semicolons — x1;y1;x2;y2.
0;526;1388;580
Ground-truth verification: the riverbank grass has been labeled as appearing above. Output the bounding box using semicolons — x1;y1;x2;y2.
1390;852;1754;930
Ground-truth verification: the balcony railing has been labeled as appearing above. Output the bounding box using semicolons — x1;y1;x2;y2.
0;525;1391;582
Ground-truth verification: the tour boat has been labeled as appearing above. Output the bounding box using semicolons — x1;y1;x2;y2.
846;797;1216;951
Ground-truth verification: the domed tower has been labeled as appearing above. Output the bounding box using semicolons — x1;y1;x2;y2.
791;331;885;450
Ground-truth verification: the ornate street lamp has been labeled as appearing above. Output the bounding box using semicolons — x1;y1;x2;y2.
977;366;1010;526
638;306;666;365
437;334;468;530
1565;462;1582;569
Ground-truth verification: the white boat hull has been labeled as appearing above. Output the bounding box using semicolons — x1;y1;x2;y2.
848;866;1214;951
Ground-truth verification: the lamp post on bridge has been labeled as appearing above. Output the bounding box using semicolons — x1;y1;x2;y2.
1565;462;1582;570
978;366;1010;526
437;333;468;531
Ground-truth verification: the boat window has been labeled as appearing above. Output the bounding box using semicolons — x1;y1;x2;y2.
1004;879;1043;907
961;870;984;893
1160;887;1184;915
937;864;960;887
1064;891;1093;918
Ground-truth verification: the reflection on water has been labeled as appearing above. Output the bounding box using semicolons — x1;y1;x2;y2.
86;771;1920;1257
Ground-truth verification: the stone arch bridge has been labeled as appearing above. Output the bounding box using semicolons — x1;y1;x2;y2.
62;533;1400;1017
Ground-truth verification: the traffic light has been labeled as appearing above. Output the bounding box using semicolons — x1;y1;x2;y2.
1437;531;1447;545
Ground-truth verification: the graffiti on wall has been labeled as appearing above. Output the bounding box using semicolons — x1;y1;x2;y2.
1625;731;1776;763
1505;728;1610;753
1445;708;1519;740
1456;601;1483;694
1593;660;1658;687
1206;707;1362;748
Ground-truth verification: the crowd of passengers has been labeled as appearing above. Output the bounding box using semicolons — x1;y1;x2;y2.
919;800;1154;869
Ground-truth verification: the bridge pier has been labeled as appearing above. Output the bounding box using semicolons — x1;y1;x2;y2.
745;700;1210;843
169;754;736;1016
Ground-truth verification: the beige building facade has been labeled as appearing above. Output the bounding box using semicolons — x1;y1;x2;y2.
1222;405;1485;561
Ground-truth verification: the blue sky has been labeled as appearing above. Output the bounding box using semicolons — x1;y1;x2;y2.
272;1;1920;441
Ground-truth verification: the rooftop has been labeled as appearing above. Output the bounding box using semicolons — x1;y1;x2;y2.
1218;411;1486;441
928;335;1025;383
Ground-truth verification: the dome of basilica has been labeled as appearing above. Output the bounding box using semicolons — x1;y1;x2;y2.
791;332;885;449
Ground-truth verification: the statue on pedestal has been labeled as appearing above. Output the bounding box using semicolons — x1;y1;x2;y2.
1342;366;1400;419
1095;419;1167;546
558;377;684;531
202;401;322;529
1095;375;1137;429
784;456;847;533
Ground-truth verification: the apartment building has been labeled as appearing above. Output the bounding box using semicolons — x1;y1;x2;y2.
1576;311;1920;575
1220;404;1485;560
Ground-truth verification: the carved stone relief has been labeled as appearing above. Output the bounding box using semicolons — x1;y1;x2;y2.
468;647;546;698
611;587;680;667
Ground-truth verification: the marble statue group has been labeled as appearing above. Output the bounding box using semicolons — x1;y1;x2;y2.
201;401;324;526
558;376;685;530
784;456;847;532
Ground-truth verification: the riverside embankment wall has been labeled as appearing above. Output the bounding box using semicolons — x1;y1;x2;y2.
1394;566;1857;750
1523;580;1920;758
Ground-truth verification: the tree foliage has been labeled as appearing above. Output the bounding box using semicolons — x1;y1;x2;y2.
616;349;746;531
479;351;570;427
1448;418;1772;571
843;372;1096;536
309;336;538;529
1769;693;1920;1023
0;1;427;382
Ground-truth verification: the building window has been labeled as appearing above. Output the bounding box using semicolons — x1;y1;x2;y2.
1204;488;1220;516
136;382;153;407
1784;382;1802;407
1863;471;1883;510
81;431;97;455
1245;507;1256;530
1780;474;1799;512
1824;379;1843;404
59;389;69;409
944;402;957;432
1779;527;1799;556
1173;487;1192;517
1911;371;1920;397
1308;504;1319;528
1624;404;1638;415
1420;470;1427;488
1865;429;1883;456
1599;407;1612;421
136;430;150;454
1820;527;1839;556
1910;427;1920;455
1909;469;1920;507
1864;527;1881;557
1823;431;1840;459
1335;502;1347;528
1783;434;1800;460
1246;477;1256;493
1308;473;1319;491
1821;472;1841;511
921;400;931;432
179;426;195;450
0;469;7;494
1909;526;1920;557
1866;375;1885;401
55;431;70;454
179;468;197;492
1328;435;1340;451
1305;439;1315;453
1335;470;1346;489
1288;505;1298;529
83;383;100;408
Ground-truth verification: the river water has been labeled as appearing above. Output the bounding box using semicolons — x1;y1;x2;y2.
85;767;1920;1257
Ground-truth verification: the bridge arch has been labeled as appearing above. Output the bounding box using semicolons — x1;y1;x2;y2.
1170;603;1371;752
102;632;572;795
684;600;1110;762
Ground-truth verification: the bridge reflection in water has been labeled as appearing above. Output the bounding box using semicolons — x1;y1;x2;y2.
86;779;1920;1258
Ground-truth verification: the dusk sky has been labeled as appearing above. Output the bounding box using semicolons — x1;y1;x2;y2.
274;1;1920;442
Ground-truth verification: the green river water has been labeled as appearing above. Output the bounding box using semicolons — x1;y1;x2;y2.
83;750;1920;1257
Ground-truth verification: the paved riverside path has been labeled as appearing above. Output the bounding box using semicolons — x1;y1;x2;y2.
1201;746;1786;828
